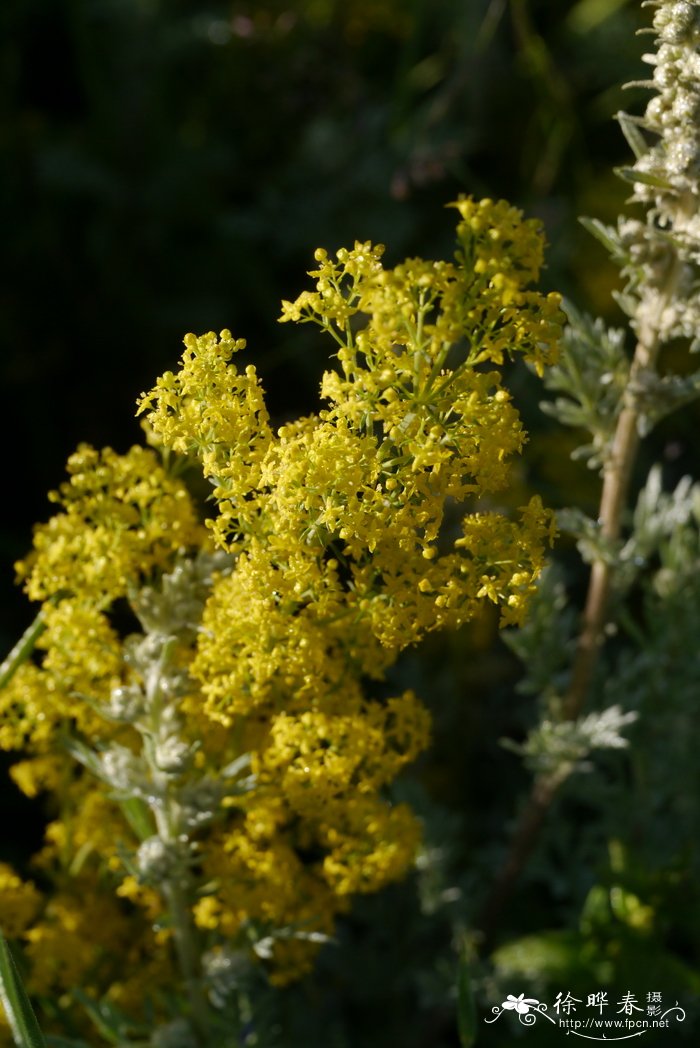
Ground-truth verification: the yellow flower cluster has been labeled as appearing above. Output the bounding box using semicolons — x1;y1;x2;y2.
0;761;179;1034
258;691;429;809
18;443;203;606
137;333;270;538
141;198;561;724
22;876;175;1030
0;599;126;749
1;198;561;1014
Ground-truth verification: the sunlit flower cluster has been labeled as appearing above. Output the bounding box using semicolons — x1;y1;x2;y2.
142;199;561;726
0;199;560;1033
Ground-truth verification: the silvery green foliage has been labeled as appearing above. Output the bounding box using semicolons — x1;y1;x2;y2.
515;465;700;787
526;464;700;877
544;298;700;444
100;745;150;793
131;550;233;639
556;465;700;591
107;683;145;722
509;706;638;779
136;836;184;881
552;534;700;891
627;363;700;434
632;2;700;210
620;464;700;583
540;304;629;470
556;506;621;566
501;570;640;787
61;549;252;1044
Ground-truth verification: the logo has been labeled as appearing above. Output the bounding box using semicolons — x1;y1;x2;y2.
485;990;687;1040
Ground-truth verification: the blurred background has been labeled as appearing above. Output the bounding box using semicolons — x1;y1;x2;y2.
3;1;699;1045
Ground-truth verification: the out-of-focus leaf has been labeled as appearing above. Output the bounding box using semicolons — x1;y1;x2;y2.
615;165;675;190
0;932;47;1048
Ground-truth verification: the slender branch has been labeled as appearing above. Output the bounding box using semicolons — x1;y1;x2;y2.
477;269;679;951
477;769;562;951
563;373;642;719
477;391;640;949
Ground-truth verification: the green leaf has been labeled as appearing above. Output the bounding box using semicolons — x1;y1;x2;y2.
614;166;675;190
0;613;46;691
220;752;252;779
615;112;648;160
567;0;630;33
61;736;106;780
71;990;125;1045
118;797;154;842
0;932;48;1048
457;960;478;1047
71;990;150;1046
492;929;593;982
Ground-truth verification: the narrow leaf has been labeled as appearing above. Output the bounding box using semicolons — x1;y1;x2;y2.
616;112;648;159
0;933;48;1048
567;0;629;33
615;165;675;190
220;752;252;779
61;736;106;781
118;797;154;842
0;613;46;691
71;991;121;1045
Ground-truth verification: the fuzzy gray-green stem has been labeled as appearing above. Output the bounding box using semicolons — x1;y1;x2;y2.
142;642;211;1044
153;803;210;1043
